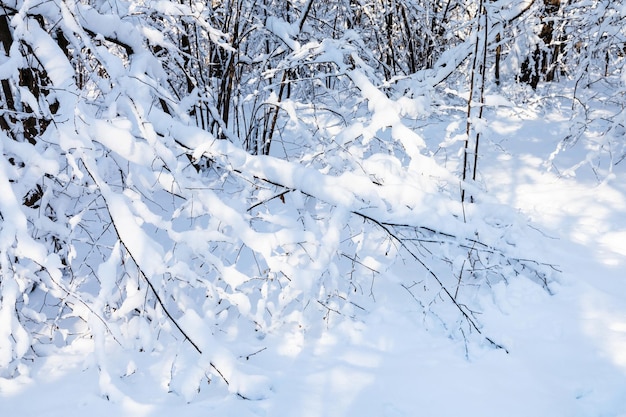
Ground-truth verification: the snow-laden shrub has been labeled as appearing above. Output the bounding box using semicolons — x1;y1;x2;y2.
0;0;561;400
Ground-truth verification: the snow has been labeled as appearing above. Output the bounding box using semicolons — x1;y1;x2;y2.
12;17;74;89
266;17;300;52
0;121;626;417
3;100;626;415
1;1;626;416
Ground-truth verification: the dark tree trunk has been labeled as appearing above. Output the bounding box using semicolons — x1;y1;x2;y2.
0;13;15;132
520;0;561;88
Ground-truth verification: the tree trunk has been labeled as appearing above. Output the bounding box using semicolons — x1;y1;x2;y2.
0;13;15;133
519;0;561;88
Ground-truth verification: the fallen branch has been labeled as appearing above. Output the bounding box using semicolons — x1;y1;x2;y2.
354;210;509;353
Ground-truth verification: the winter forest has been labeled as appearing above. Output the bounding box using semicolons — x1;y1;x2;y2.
0;0;625;415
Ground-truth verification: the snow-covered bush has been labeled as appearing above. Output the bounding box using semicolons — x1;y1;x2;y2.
5;0;611;402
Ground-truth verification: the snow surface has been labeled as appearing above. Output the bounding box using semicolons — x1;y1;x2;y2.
1;91;625;417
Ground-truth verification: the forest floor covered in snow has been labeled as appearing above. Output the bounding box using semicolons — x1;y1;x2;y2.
1;85;626;417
